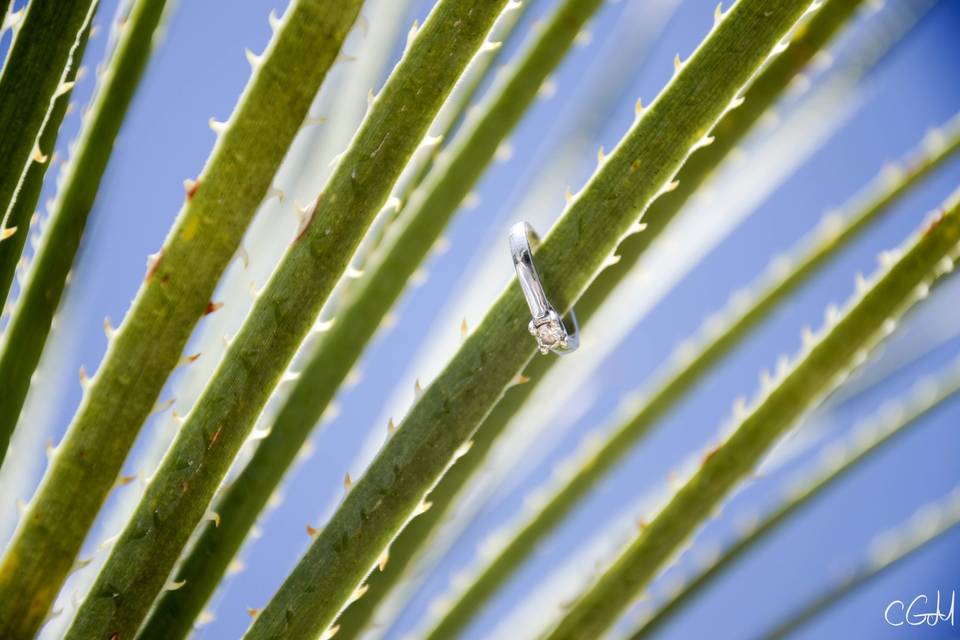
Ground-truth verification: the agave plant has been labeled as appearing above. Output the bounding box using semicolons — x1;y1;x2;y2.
0;0;958;638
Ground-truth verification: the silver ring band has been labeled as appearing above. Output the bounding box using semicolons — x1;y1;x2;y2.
509;222;579;355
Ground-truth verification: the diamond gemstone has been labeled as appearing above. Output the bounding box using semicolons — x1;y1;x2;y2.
534;319;565;352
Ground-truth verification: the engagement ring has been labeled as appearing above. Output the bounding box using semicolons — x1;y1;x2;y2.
509;221;579;355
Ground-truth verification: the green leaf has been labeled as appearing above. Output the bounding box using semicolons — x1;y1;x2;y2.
139;3;538;637
633;356;960;638
245;2;817;638
339;3;680;628
394;4;871;632
0;17;91;314
0;0;98;307
395;0;530;207
65;1;513;638
0;2;364;636
543;190;960;639
0;0;169;467
256;19;679;630
423;112;960;637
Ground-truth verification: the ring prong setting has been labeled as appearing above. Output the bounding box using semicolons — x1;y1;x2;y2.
529;310;567;354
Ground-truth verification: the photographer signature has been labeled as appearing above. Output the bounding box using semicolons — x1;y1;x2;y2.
884;590;955;627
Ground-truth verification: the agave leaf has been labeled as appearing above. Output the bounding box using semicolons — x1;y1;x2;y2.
401;0;680;396
423;112;960;637
358;5;682;630
60;4;423;633
438;0;937;533
139;2;538;637
0;0;98;306
325;0;527;282
389;4;871;629
0;23;89;315
0;0;172;466
760;484;960;639
633;356;960;637
542;188;960;639
0;16;92;311
0;2;365;636
245;2;817;638
392;0;530;211
65;1;513;638
155;0;421;423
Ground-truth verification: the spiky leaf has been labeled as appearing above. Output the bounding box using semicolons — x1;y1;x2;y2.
0;2;363;635
246;2;818;638
67;1;513;637
0;0;170;465
423;112;960;637
544;190;960;639
0;0;98;306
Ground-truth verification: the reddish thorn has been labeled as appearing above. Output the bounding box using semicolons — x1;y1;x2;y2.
146;249;165;281
296;193;323;241
923;209;945;237
702;443;720;466
204;301;224;315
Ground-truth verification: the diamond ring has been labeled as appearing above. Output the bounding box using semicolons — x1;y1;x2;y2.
509;221;579;355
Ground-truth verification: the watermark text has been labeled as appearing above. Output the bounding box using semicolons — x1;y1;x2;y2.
885;590;956;628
